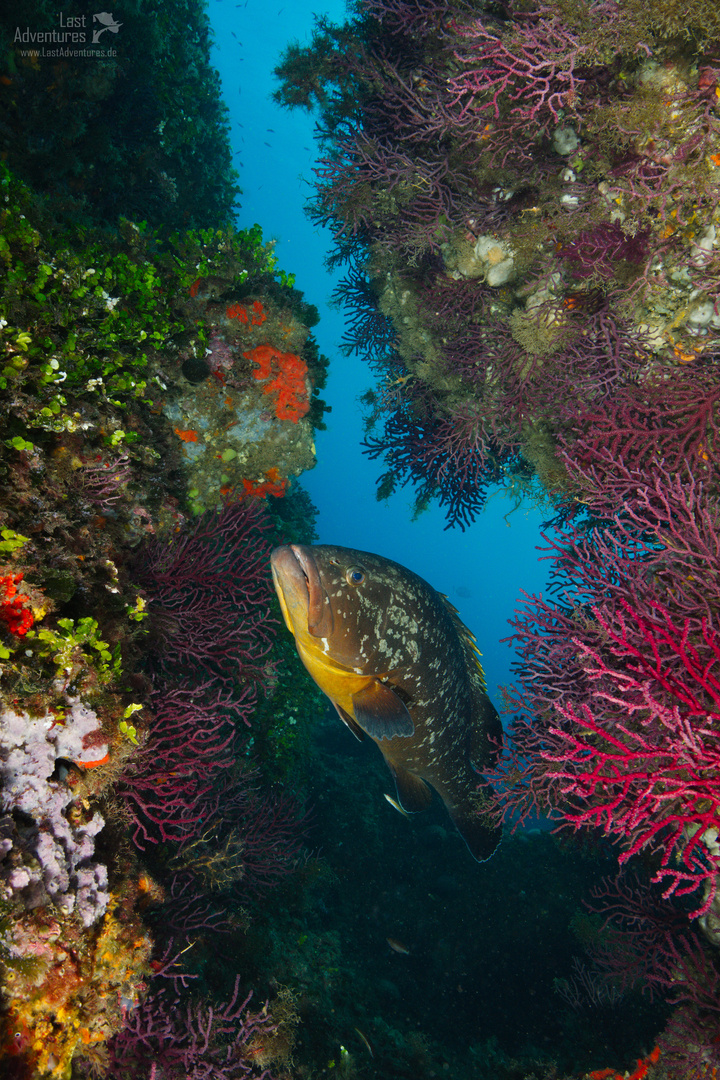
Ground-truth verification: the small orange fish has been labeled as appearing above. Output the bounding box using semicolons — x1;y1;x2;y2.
386;937;411;955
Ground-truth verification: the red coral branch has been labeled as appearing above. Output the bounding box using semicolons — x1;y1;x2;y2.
531;600;720;914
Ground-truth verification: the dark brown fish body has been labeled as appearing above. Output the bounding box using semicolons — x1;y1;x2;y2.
270;544;503;861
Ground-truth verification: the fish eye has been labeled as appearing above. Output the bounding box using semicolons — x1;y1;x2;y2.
345;566;365;586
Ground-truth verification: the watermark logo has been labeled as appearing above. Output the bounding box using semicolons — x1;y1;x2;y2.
13;10;122;57
92;12;122;44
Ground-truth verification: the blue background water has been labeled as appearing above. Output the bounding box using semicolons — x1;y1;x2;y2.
209;0;548;709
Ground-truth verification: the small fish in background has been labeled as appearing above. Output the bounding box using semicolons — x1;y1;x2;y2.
270;544;503;862
354;1027;374;1057
386;937;411;955
384;792;410;818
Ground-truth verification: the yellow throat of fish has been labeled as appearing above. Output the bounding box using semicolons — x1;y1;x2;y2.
296;635;378;718
274;565;385;719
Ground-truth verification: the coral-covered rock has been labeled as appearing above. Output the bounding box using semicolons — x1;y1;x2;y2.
1;702;109;924
162;297;317;512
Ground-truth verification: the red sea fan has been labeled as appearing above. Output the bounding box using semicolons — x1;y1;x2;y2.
558;223;650;281
542;600;720;915
118;682;247;849
559;358;720;483
133;499;275;684
447;1;620;165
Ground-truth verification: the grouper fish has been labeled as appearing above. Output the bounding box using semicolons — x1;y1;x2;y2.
270;544;503;861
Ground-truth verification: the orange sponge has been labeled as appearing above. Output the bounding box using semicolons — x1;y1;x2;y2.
244;344;310;423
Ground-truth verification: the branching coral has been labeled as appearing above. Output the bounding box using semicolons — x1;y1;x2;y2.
494;430;720;920
538;601;720;913
332;260;397;362
448;2;609;164
106;975;279;1079
363;383;513;529
132;499;275;684
118;683;243;850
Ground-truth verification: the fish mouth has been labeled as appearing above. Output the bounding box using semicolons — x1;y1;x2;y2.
271;545;334;638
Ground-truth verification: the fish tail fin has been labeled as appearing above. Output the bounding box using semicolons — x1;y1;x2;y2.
448;781;502;862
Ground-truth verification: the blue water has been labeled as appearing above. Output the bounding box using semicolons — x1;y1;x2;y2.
209;0;548;709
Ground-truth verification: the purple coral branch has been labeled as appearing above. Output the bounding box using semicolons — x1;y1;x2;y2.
77;453;132;510
133;499;276;683
450;10;590;127
108;975;277;1080
118;683;246;849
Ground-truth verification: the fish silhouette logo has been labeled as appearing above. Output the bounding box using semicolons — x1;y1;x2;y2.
92;12;122;43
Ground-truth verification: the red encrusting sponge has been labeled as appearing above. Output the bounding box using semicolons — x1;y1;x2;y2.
244;344;310;423
0;573;34;636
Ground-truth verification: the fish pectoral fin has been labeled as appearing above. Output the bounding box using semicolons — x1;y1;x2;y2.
388;762;433;813
333;702;366;742
351;680;414;741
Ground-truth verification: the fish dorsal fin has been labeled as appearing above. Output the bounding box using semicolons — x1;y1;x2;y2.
388;761;433;813
352;679;415;740
439;594;488;690
333;702;366;742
